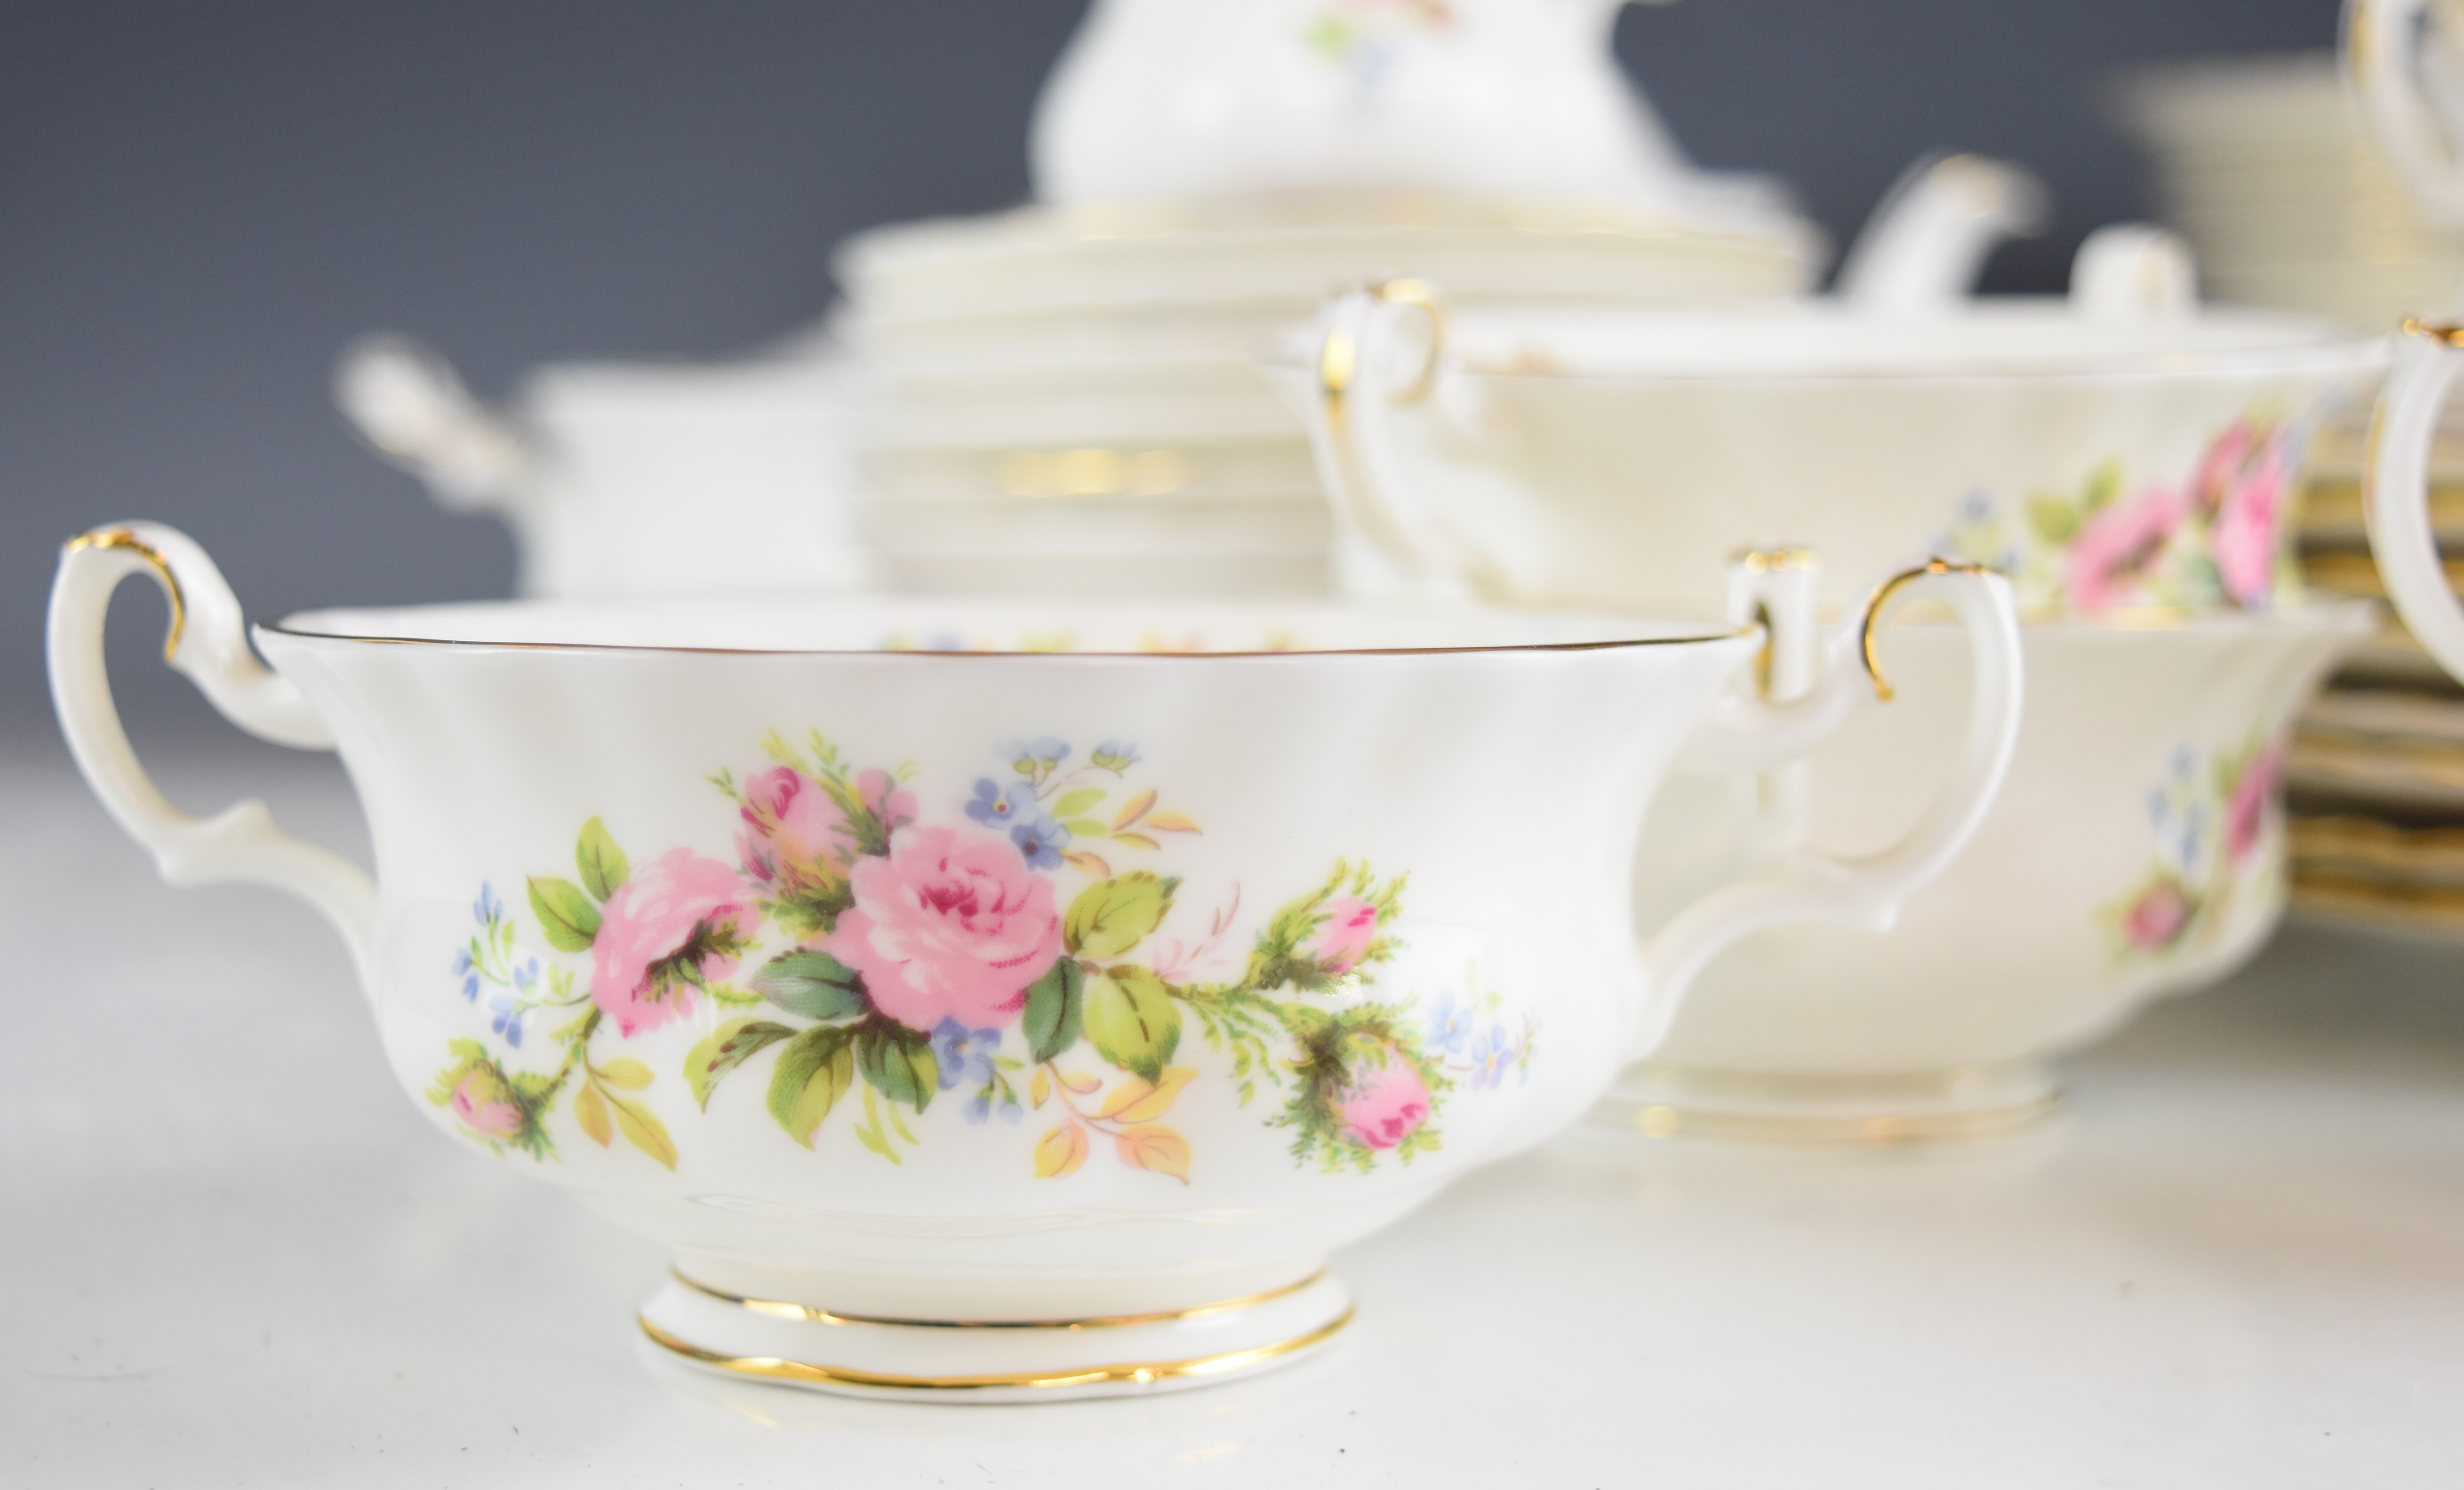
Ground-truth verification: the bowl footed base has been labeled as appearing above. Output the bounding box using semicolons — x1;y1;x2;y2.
634;1262;1355;1403
1592;1060;2059;1146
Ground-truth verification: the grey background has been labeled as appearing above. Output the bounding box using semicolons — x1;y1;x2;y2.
2;0;2341;746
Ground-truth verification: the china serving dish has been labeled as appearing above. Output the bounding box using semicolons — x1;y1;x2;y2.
1285;263;2385;613
1619;600;2373;1139
335;335;868;600
49;525;2018;1398
1284;272;2379;1136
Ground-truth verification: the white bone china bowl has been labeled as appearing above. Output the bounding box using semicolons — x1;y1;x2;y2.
49;525;2016;1399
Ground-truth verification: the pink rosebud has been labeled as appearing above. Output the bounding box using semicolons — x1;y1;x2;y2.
1338;1052;1432;1150
2223;743;2285;864
2064;485;2186;615
2124;879;2195;952
2203;424;2289;609
590;849;753;1037
735;765;856;892
825;826;1062;1033
1310;897;1380;975
450;1072;523;1139
855;767;918;838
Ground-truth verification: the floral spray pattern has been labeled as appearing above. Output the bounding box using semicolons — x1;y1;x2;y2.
1303;0;1455;92
2099;731;2288;961
427;733;1529;1182
1941;413;2303;618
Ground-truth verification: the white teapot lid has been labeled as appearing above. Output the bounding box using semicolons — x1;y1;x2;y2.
1027;0;1805;241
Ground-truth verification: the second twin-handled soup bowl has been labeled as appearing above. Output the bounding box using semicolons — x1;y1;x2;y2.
50;525;2018;1400
1286;279;2379;1139
1287;274;2383;614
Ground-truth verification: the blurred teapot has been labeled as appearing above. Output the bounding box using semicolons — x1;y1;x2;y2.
1031;0;1767;222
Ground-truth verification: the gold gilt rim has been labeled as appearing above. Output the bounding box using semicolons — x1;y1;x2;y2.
669;1265;1331;1331
253;619;1758;659
637;1304;1356;1394
62;528;185;661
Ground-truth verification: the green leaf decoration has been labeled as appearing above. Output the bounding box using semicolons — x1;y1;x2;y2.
527;876;602;952
575;816;629;902
1084;965;1181;1081
607;1091;677;1170
1022;958;1085;1064
1060;818;1110;839
1063;872;1179;960
686;1018;794;1109
2080;457;2123;515
2025;494;2079;546
1052;788;1105;819
749;950;870;1022
855;1020;938;1110
766;1024;857;1145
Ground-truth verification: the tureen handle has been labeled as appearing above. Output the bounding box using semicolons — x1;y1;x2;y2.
2366;320;2464;680
2347;0;2464;230
1629;560;2025;1061
1305;281;1482;603
47;522;378;988
334;334;535;517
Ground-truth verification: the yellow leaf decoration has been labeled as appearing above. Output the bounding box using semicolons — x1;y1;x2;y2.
1111;831;1161;851
1058;1069;1103;1095
610;1093;678;1171
1145;811;1202;835
1095;1066;1195;1123
1034;1122;1088;1178
1063;850;1113;877
1111;789;1157;831
1031;1067;1051;1108
1113;1125;1191;1183
595;1058;653;1090
573;1080;612;1148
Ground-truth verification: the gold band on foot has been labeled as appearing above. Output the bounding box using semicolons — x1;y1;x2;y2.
637;1303;1356;1394
667;1264;1332;1331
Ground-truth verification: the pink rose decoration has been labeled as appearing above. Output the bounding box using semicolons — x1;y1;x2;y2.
736;765;856;892
450;1072;522;1139
825;826;1062;1034
2197;423;2289;609
2064;485;2185;615
1310;897;1380;975
2223;743;2286;865
1339;1053;1432;1150
2123;879;2195;952
590;849;754;1037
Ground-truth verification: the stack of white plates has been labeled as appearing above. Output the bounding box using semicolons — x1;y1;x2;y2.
837;190;1820;595
2112;51;2464;332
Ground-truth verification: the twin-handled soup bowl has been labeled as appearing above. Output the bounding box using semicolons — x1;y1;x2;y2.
1288;280;2379;1139
50;525;2017;1399
1290;275;2383;615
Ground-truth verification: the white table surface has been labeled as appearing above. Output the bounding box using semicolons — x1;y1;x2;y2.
6;735;2462;1488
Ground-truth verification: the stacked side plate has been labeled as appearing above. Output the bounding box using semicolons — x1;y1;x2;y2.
2112;52;2464;332
2287;413;2464;935
837;193;1821;595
